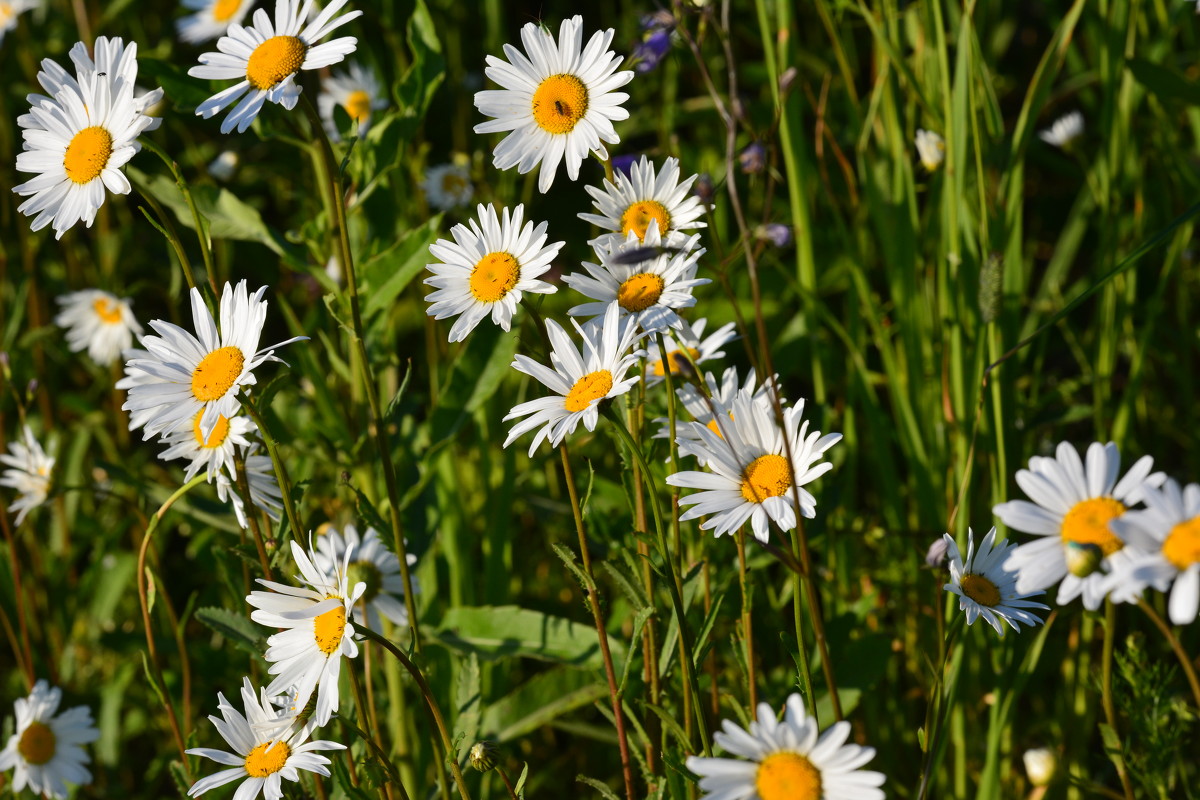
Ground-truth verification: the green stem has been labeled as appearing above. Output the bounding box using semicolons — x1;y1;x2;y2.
789;526;817;725
242;399;304;546
736;530;758;711
1137;599;1200;708
917;614;964;800
1101;600;1135;800
141;138;219;300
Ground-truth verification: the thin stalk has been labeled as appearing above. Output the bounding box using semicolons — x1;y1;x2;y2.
655;332;685;575
496;766;519;800
917;615;964;800
243;400;304;545
234;454;274;581
558;444;637;800
0;511;35;689
736;529;757;710
788;526;817;724
141;138;218;299
1101;600;1135;800
1137;599;1200;708
347;665;405;800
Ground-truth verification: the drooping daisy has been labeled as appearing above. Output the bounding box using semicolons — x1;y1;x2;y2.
121;280;305;441
424;203;563;343
54;289;143;367
563;222;707;334
578;156;707;249
657;366;775;467
247;538;365;728
1105;479;1200;624
215;445;283;530
316;61;387;140
915;129;944;172
942;528;1049;635
643;317;736;387
313;524;417;631
685;693;886;800
1;425;54;525
0;680;99;800
995;441;1163;610
666;388;841;542
187;677;345;800
177;0;257;44
157;409;256;482
474;15;634;193
14;40;161;238
0;0;38;46
189;0;363;134
1038;111;1084;149
503;302;643;456
422;162;474;211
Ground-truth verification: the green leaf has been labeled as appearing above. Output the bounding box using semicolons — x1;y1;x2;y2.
576;775;621;800
1127;58;1200;105
514;762;529;798
435;606;626;669
194;606;265;657
361;216;443;319
393;0;445;136
479;668;607;742
454;653;482;748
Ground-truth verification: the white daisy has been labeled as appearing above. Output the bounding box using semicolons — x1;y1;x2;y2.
1106;479;1200;624
177;0;256;44
424;203;563;343
316;61;387;140
54;289;143;367
474;15;634;193
685;693;885;800
643;317;736;387
657;366;775;467
189;0;363;134
121;280;305;442
247;538;365;728
579;155;707;250
313;524;417;631
14;40;161;239
25;37;163;119
0;0;38;46
1038;111;1084;148
0;680;99;800
942;528;1049;635
503;302;643;456
994;441;1163;610
915;129;944;172
422;162;474;211
187;677;345;800
215;445;283;530
157;409;256;482
563;222;707;334
666;388;841;542
0;425;54;526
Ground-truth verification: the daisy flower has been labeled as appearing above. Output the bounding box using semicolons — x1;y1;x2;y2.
1106;479;1200;624
503;302;643;456
563;222;707;334
942;528;1049;635
1;425;54;525
915;129;944;172
208;149;239;181
0;680;99;800
316;61;387;140
657;366;775;467
578;155;707;249
189;0;363;134
54;289;143;367
313;524;417;631
994;441;1162;610
215;445;283;529
157;409;256;482
424;203;563;343
187;677;345;800
0;0;38;46
121;280;305;442
14;39;161;239
177;0;256;44
474;15;634;193
1038;111;1084;149
247;538;366;728
666;388;841;542
643;317;736;387
685;693;885;800
422;162;474;211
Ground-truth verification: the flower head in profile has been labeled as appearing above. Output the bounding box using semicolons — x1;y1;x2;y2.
177;0;256;44
0;680;99;800
1;425;54;525
578;156;707;250
915;129;944;172
189;0;363;134
659;366;775;467
215;444;284;530
54;289;142;367
424;203;562;342
685;693;885;800
187;677;345;800
474;15;634;193
317;61;387;140
0;0;39;46
314;525;418;631
643;317;736;387
942;528;1049;635
422;162;474;211
1038;110;1084;149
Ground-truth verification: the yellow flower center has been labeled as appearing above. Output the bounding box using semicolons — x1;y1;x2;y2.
191;410;232;449
211;0;242;22
469;252;520;303
441;171;468;195
960;574;1002;607
246;35;308;90
190;346;245;402
706;413;732;439
740;454;793;504
343;89;372;123
620;200;671;242
92;297;124;325
243;741;291;777
755;752;822;800
313;602;346;655
1060;497;1126;557
651;347;700;377
17;721;56;766
616;272;665;312
63;126;113;185
564;370;614;413
1163;515;1200;571
531;73;588;134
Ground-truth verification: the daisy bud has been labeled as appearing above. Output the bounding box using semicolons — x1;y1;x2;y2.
925;536;950;568
1064;541;1104;578
1023;747;1057;787
469;741;500;773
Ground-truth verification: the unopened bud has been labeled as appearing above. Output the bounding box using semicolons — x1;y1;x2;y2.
925;537;950;568
1064;541;1103;578
1023;747;1056;787
469;741;499;773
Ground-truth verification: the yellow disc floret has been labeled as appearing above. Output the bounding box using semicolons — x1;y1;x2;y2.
244;741;291;777
469;252;520;303
1060;497;1126;557
211;0;242;22
192;410;232;449
92;297;123;324
616;273;665;312
1163;515;1200;571
191;346;245;402
531;74;588;134
651;347;700;377
960;574;1002;607
564;370;614;413
313;603;347;655
740;454;793;504
246;35;308;90
17;721;57;766
63;126;113;185
343;89;372;123
755;752;822;800
620;200;671;242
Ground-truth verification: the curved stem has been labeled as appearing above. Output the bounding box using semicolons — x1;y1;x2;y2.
242;400;304;546
0;512;36;690
234;453;274;581
736;529;758;710
141;138;219;300
1137;598;1200;708
1101;600;1135;800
